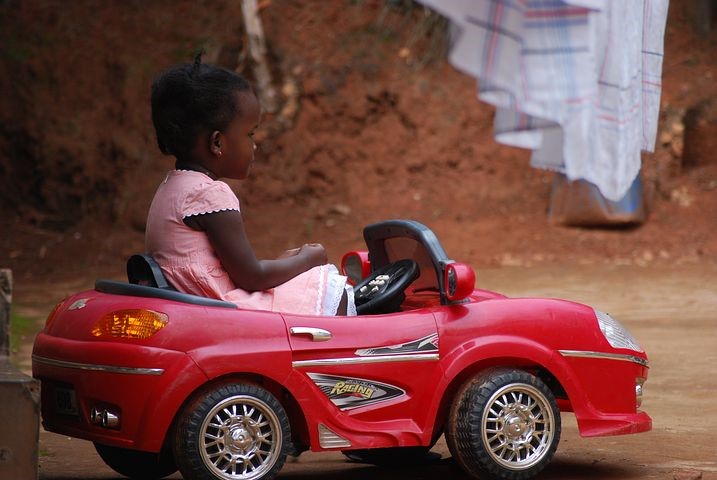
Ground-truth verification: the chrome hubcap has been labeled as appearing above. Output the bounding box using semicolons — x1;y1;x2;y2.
228;422;256;452
481;383;555;470
200;395;281;479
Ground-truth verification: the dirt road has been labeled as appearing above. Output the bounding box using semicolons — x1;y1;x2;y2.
14;263;716;480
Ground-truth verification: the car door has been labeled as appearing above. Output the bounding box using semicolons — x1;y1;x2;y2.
283;311;442;419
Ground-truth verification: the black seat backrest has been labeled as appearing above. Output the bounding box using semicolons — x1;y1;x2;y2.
127;254;173;289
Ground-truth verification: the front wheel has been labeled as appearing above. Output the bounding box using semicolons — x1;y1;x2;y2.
94;443;176;479
446;368;561;480
173;382;290;480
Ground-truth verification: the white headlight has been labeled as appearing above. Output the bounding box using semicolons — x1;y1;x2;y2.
594;309;643;352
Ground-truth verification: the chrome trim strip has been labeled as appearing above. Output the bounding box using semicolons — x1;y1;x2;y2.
558;350;649;367
32;355;165;376
293;353;439;368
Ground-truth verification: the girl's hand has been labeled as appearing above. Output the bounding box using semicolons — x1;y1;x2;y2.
277;247;301;259
299;243;327;268
198;210;330;291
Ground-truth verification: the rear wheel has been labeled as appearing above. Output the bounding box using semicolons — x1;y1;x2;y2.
173;382;290;480
446;368;561;480
94;443;176;479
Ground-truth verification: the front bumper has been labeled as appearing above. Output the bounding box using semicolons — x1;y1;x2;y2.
574;410;652;437
557;349;652;437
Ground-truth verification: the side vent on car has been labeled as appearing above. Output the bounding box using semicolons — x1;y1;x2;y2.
318;424;351;448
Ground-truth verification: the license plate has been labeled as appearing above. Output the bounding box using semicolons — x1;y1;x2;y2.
54;386;79;416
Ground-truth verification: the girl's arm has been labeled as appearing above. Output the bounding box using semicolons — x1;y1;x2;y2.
185;210;327;292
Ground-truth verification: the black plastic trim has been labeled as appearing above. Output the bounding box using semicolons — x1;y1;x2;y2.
95;280;237;309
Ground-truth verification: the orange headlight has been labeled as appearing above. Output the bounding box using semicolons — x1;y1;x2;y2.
92;309;168;339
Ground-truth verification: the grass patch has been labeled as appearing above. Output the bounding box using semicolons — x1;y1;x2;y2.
39;447;55;458
10;311;38;355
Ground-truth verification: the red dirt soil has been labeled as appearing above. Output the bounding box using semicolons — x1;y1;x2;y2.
1;0;715;286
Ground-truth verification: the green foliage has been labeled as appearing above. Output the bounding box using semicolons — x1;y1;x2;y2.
378;0;450;68
337;0;449;69
684;55;701;66
1;37;31;63
0;30;56;64
173;37;213;63
9;311;37;354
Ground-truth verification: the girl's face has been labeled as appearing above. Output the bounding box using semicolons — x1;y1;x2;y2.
215;91;260;180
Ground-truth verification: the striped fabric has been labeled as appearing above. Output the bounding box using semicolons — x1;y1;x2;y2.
418;0;669;201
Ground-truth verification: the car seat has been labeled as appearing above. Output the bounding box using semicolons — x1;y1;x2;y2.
126;254;174;290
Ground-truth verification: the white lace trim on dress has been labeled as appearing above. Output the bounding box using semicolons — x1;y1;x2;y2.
344;284;357;316
315;265;326;315
174;168;211;175
182;207;240;219
322;265;354;316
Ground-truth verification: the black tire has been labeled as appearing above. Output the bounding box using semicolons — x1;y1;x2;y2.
94;443;177;479
173;382;290;480
446;368;561;480
342;446;440;466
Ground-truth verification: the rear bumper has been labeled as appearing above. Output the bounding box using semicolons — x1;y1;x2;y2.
32;333;207;452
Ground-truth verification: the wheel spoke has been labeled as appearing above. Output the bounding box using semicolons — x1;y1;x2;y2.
491;439;507;453
204;439;221;449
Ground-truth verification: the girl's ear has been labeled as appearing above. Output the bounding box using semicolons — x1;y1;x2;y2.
209;130;222;156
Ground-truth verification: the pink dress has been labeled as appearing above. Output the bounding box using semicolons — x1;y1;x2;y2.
145;170;355;315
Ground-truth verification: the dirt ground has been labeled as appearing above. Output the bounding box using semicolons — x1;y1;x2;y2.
11;262;717;480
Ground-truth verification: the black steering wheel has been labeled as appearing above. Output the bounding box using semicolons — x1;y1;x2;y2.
353;259;420;315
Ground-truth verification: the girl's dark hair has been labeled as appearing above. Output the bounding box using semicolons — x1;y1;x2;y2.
150;53;251;159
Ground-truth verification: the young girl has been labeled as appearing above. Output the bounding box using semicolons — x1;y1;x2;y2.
146;55;356;316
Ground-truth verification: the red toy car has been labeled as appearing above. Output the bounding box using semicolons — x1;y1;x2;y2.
32;220;651;480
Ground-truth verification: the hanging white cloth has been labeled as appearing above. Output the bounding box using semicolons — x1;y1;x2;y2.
417;0;669;201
